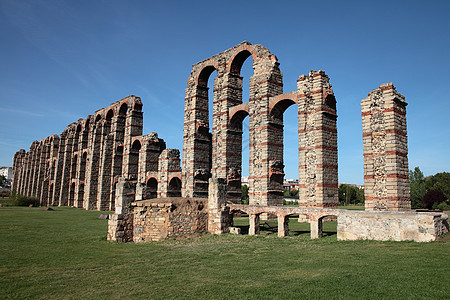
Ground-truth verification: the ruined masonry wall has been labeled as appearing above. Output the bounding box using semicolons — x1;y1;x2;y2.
132;198;208;242
11;95;167;211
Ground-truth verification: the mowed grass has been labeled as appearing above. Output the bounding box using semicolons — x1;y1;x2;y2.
0;207;449;299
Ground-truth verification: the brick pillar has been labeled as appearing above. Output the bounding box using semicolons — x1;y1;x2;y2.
158;149;181;197
12;149;26;192
122;99;143;179
138;133;165;184
75;120;90;208
19;151;30;195
52;135;65;205
107;177;136;242
30;142;40;198
182;83;211;198
110;113;126;210
97;132;113;210
59;129;75;206
248;59;284;207
35;142;46;203
207;178;231;234
297;71;338;208
361;83;410;211
84;119;102;210
39;140;51;206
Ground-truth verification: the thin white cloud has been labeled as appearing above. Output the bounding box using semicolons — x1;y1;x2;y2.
0;107;44;117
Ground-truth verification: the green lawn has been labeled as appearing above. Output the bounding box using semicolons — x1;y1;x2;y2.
0;207;449;299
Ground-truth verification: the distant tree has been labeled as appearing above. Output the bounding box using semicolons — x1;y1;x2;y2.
422;190;447;210
409;167;427;209
339;184;359;205
0;175;5;186
283;189;291;197
424;172;450;200
356;187;365;204
289;189;299;197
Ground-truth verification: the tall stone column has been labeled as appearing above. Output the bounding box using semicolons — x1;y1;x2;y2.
297;71;338;208
158;149;181;197
75;119;90;208
182;83;212;198
51;135;63;206
121;99;143;179
109;113;126;210
248;59;284;207
30;142;40;198
361;83;410;211
58;129;75;206
12;149;26;192
97;132;113;210
84;118;102;210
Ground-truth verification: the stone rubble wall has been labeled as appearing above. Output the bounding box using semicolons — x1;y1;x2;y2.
131;198;208;242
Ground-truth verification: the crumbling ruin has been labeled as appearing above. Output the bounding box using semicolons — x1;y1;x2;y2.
12;42;448;242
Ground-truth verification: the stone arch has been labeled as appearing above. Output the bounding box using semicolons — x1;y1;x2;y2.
269;93;298;120
146;177;157;199
119;102;128;116
106;109;114;121
95;114;102;123
229;103;249;129
168;176;181;197
195;64;218;87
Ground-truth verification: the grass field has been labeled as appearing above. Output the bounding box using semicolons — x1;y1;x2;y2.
0;207;449;299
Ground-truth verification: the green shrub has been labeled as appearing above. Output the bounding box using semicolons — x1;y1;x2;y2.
434;201;450;211
8;191;40;207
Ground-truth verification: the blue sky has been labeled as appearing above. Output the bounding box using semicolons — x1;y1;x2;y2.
1;0;449;185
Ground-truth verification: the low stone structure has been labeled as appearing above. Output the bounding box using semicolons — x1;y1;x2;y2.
107;178;207;242
337;210;448;242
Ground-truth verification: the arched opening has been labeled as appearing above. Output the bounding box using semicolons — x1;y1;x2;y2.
129;140;141;180
283;104;300;198
146;177;157;199
119;103;128;116
228;50;254;202
78;183;84;207
229;108;249;200
95;114;102;123
229;209;250;235
106;109;114;121
79;152;87;182
168;177;181;197
317;215;338;237
270;96;299;202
